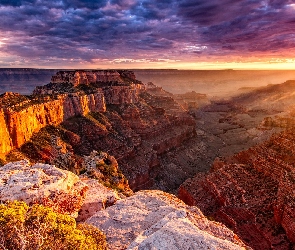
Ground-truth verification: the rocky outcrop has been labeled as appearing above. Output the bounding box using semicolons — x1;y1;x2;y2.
102;85;143;104
0;92;106;150
5;98;64;148
178;130;295;249
0;160;88;217
86;190;249;250
0;70;146;156
175;91;209;110
77;177;121;222
0;158;251;249
0;157;125;222
63;91;106;119
274;171;295;244
50;70;138;87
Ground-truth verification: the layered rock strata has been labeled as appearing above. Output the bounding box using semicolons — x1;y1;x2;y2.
5;71;197;191
0;92;106;152
0;70;144;156
178;130;295;249
86;190;249;250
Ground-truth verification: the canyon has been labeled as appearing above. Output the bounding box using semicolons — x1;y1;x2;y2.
1;69;295;249
0;70;199;193
178;130;295;249
176;81;295;249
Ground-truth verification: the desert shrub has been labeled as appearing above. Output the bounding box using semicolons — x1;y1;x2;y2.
0;201;107;250
94;161;131;195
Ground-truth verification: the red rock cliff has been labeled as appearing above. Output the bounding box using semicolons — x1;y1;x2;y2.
178;130;295;249
0;108;12;157
0;70;145;156
1;93;107;150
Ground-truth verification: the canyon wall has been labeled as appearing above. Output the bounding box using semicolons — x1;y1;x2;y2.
178;130;295;249
0;109;12;157
0;70;145;156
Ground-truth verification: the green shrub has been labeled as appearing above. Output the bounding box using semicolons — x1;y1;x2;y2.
0;201;107;250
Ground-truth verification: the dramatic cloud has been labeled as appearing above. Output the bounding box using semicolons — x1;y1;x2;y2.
0;0;294;68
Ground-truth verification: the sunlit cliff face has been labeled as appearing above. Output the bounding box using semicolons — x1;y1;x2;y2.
0;0;294;69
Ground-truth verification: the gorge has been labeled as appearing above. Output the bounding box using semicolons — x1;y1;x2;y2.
1;69;295;249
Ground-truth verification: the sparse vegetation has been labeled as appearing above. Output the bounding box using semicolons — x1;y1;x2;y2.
84;152;132;196
88;112;111;127
0;201;107;250
96;161;128;193
20;125;68;159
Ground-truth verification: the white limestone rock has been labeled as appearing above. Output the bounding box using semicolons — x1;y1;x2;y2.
0;160;88;217
77;177;120;222
86;190;249;250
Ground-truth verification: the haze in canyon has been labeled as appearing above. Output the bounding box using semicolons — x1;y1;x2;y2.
0;69;295;249
1;0;295;249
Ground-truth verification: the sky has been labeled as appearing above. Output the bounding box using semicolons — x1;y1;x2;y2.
0;0;295;69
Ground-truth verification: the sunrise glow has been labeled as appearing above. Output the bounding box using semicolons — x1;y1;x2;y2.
0;1;294;69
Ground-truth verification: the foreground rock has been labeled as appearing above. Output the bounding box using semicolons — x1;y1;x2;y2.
77;177;121;222
0;160;88;217
0;158;126;222
86;190;249;250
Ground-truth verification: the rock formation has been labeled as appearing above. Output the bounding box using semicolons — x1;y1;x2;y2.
0;160;88;217
175;91;209;110
178;130;295;249
77;177;121;222
86;190;249;250
0;108;12;158
0;70;144;156
0;157;124;222
50;70;138;87
1;70;200;192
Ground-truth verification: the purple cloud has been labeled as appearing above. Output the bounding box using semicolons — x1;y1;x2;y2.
0;0;294;66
